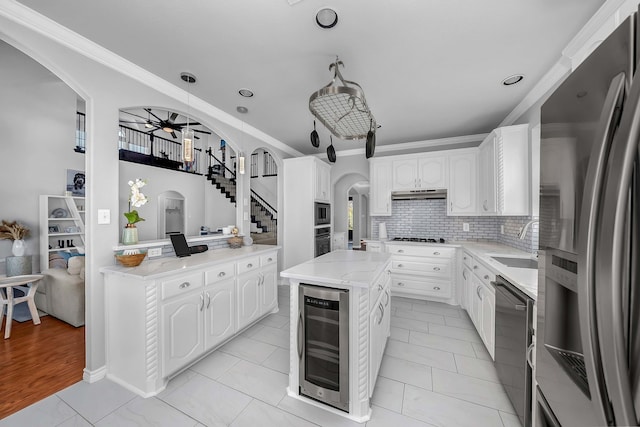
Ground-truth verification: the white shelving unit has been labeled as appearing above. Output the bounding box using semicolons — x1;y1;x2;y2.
39;195;85;272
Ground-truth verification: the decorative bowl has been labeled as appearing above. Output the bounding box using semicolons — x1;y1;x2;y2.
115;250;147;267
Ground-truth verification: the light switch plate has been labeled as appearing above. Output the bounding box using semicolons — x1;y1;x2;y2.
463;223;469;232
97;209;110;224
148;248;162;257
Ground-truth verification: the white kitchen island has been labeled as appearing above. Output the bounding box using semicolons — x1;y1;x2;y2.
280;250;392;422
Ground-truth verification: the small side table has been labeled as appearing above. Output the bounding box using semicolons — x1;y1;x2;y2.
0;274;43;339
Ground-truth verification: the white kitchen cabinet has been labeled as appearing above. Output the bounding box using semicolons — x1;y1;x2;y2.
480;283;496;359
369;281;390;397
463;254;496;359
284;156;332;268
386;244;456;304
392;155;447;190
161;290;205;375
369;158;393;216
448;150;478;215
478;124;530;216
460;264;472;310
102;247;279;396
478;140;497;214
315;160;332;202
204;278;236;351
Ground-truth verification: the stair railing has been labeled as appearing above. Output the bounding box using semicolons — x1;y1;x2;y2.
206;148;236;181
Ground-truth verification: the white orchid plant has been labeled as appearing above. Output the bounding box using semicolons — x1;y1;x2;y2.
124;178;149;225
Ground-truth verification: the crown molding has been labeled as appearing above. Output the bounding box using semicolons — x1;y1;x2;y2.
0;0;303;158
314;133;488;159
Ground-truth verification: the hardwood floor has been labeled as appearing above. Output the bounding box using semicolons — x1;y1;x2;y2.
0;315;85;419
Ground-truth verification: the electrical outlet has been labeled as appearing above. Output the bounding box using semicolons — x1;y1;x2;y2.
148;247;162;257
463;223;469;232
501;225;504;234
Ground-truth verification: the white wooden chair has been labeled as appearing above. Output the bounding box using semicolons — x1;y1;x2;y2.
0;274;44;339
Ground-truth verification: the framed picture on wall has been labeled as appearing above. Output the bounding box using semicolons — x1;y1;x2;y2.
66;169;86;196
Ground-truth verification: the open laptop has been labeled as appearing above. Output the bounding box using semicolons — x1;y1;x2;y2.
169;233;209;257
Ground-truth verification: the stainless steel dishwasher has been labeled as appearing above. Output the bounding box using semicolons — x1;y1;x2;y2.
493;275;534;427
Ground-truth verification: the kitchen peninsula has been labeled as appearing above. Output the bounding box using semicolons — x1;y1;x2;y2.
101;244;279;397
280;250;392;422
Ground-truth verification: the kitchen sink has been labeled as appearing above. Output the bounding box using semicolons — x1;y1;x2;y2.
491;256;538;269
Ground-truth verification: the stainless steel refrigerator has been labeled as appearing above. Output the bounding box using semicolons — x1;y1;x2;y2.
536;10;640;426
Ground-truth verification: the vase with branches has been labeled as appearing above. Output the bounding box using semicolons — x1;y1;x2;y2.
0;220;30;256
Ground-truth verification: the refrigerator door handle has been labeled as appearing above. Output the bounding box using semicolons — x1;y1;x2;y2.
595;67;640;425
577;71;626;426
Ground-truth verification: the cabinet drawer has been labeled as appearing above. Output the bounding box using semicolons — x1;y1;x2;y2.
392;259;451;277
387;245;455;258
472;261;495;287
204;262;235;285
237;256;260;275
391;276;452;298
462;251;473;269
260;252;277;267
161;272;203;300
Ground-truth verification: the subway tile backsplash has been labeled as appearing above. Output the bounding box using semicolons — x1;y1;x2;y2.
370;199;538;253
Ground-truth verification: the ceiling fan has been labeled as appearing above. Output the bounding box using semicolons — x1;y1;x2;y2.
120;108;212;139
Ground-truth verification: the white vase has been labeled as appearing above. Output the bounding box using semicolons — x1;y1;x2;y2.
11;239;26;257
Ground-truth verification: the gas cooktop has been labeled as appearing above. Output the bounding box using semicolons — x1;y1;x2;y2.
391;237;446;243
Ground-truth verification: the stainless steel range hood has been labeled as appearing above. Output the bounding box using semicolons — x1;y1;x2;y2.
391;189;447;200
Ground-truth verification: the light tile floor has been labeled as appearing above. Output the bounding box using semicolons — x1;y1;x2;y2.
0;287;520;427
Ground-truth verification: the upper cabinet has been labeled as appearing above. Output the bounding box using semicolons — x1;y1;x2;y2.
314;160;331;202
478;124;530;216
448;150;477;215
392;155;447;190
370;158;393;216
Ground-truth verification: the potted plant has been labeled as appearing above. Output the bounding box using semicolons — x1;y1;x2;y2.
123;178;148;245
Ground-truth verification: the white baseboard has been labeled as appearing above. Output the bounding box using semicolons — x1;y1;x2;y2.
83;365;107;383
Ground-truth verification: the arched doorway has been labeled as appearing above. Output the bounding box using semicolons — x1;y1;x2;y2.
0;39;87;417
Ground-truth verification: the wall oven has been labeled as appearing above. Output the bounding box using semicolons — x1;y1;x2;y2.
315;202;331;226
315;227;331;257
298;284;349;412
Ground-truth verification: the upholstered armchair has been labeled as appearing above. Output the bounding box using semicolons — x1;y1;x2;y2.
40;256;85;327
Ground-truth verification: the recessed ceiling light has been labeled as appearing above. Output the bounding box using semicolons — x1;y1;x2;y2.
316;8;338;29
502;74;524;86
236;106;249;114
238;88;254;98
180;72;197;84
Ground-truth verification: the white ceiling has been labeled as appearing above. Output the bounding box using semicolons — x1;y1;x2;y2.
18;0;605;155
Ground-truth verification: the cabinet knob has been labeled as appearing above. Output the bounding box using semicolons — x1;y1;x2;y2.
433;267;441;271
179;282;190;289
378;284;383;291
484;275;490;280
398;264;404;268
433;286;441;291
473;265;478;269
398;249;404;253
267;257;273;262
247;263;253;268
433;251;440;255
397;282;405;287
463;256;467;260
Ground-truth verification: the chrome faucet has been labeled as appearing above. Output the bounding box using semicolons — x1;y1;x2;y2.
518;219;539;240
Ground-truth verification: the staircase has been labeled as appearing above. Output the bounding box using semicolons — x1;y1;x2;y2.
205;149;277;244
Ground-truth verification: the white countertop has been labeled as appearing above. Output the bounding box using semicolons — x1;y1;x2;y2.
280;250;391;289
101;244;279;280
453;241;538;300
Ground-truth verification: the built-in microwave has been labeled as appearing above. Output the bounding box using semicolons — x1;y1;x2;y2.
314;202;331;225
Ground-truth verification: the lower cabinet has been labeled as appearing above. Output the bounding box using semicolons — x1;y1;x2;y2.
162;291;205;376
463;253;496;360
204;279;236;351
104;248;279;396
